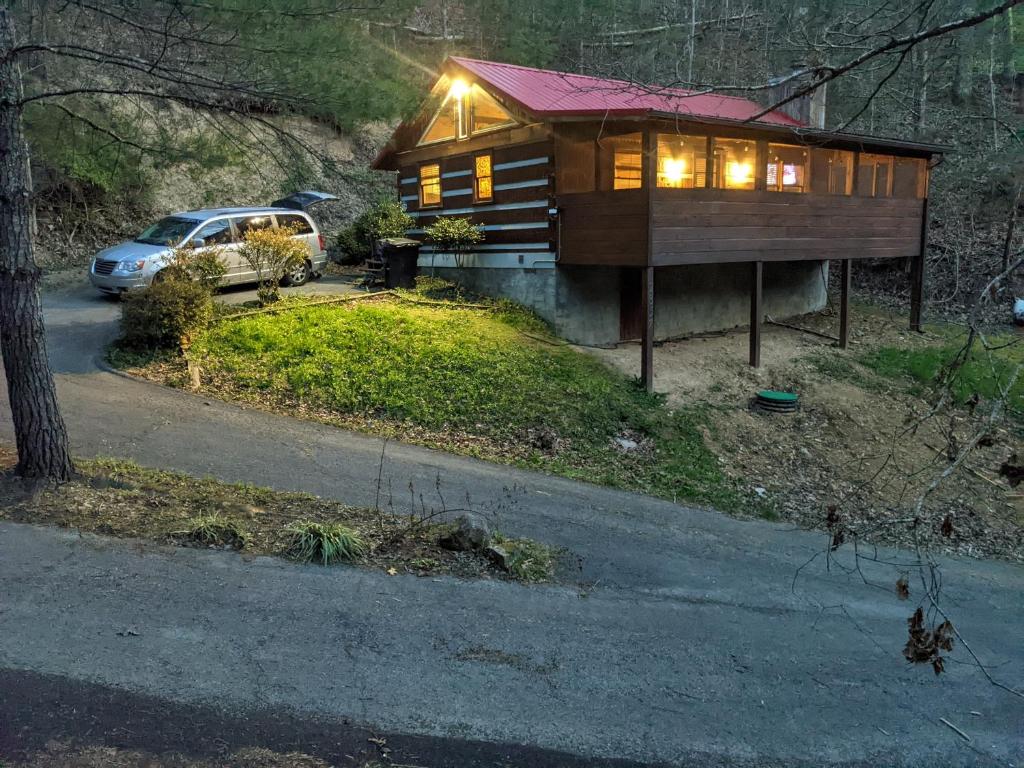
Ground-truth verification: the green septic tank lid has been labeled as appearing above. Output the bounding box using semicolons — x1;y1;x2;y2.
757;390;799;403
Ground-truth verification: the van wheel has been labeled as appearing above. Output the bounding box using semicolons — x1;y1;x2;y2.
283;260;311;287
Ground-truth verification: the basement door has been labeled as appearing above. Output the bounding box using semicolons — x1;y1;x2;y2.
619;268;643;341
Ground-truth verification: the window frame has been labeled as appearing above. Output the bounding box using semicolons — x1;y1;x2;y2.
192;216;237;246
473;152;493;203
275;212;315;235
710;137;757;191
419;162;443;208
613;147;644;190
765;142;809;194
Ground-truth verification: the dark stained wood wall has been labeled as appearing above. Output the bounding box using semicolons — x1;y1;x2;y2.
650;189;924;265
396;134;554;254
555;189;648;266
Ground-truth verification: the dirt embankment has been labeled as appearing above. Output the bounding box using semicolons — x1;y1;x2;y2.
590;301;1024;561
32;115;394;273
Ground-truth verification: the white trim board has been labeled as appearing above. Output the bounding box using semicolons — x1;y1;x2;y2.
409;200;548;218
493;157;549;172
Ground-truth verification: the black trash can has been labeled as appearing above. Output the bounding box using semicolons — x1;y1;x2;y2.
376;237;421;289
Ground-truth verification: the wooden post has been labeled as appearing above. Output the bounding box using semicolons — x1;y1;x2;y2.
839;258;851;349
910;196;929;332
749;260;763;367
641;266;654;391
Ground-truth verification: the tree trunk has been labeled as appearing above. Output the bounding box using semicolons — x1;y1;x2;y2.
0;7;74;481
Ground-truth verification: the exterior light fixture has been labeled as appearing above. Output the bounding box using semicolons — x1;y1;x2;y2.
662;158;686;185
727;161;753;186
450;79;469;99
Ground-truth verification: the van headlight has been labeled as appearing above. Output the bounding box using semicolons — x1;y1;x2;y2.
117;258;146;273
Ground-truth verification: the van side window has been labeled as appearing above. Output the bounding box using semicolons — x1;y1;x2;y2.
193;219;234;245
234;215;274;238
276;213;314;234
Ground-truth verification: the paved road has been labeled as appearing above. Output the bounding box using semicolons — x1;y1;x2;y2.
0;277;1022;767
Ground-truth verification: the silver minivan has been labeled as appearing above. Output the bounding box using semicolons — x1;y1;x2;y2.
89;206;329;296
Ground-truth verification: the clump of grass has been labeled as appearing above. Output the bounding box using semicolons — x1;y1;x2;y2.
860;337;1024;416
285;521;367;565
493;534;556;583
172;514;248;549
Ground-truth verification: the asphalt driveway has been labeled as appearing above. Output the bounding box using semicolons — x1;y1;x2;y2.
0;274;1021;767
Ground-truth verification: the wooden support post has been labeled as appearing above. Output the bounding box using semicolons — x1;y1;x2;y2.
910;196;929;332
839;258;851;349
641;266;654;391
750;260;763;368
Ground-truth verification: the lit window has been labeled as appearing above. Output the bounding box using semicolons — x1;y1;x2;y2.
421;94;459;144
599;133;643;191
470;85;514;134
810;149;853;195
419;79;515;146
766;143;808;193
474;154;493;202
857;153;894;197
657;134;707;188
713;138;756;190
614;150;643;189
419;163;441;207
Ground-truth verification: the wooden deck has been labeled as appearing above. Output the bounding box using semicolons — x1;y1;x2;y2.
556;188;924;267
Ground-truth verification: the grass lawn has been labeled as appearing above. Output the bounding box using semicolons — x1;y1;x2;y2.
859;326;1024;419
113;282;739;512
0;447;555;583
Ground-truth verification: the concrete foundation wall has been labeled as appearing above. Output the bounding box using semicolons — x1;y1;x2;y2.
432;260;828;347
653;261;828;340
433;267;558;326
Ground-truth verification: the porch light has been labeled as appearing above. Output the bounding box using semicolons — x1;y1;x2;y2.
450;78;469;99
727;161;753;187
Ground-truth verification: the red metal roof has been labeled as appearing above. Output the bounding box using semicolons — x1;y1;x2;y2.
448;56;803;126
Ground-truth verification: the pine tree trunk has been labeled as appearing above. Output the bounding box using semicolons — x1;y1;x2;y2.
0;7;74;481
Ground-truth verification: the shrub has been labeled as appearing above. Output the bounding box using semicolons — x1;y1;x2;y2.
335;198;414;264
120;277;214;351
165;246;229;288
424;216;483;268
285;521;367;565
238;225;310;306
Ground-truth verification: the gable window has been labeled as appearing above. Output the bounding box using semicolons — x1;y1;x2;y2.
419;163;441;207
470;85;514;134
474;154;493;202
419;78;515;146
766;143;808;193
657;134;707;188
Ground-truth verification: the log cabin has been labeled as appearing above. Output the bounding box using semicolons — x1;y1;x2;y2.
372;57;944;389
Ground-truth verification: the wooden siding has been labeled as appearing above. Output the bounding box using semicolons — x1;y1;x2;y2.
650;189;924;265
397;138;554;259
556;189;649;266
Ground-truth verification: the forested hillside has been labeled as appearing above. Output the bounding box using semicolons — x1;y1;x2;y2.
17;0;1024;312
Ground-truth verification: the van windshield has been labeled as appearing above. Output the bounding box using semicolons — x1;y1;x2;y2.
135;216;199;246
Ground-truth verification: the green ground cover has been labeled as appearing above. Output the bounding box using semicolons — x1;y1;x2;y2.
149;283;739;510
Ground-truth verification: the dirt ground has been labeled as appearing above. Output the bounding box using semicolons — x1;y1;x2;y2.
588;301;1024;561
